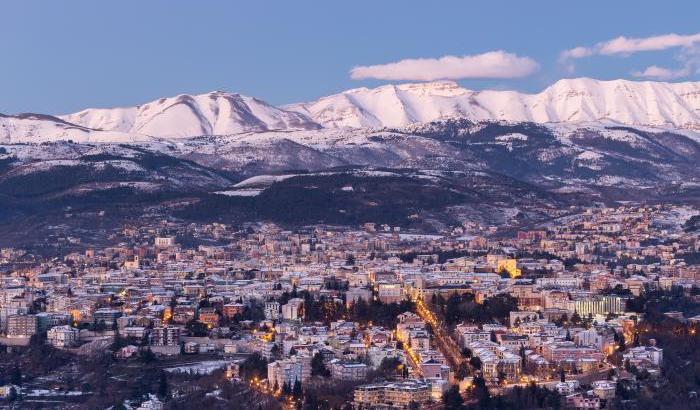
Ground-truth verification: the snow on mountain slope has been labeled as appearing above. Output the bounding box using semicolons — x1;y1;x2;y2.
60;91;321;138
4;78;700;144
0;113;145;143
286;78;700;130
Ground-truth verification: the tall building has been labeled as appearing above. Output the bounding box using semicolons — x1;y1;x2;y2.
267;355;311;389
281;298;304;321
570;295;624;316
150;326;182;346
6;314;37;338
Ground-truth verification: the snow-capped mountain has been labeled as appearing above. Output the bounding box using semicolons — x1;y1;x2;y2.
286;78;700;130
3;78;700;144
59;91;321;139
0;113;147;143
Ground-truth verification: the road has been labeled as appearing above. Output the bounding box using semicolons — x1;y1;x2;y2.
414;296;466;373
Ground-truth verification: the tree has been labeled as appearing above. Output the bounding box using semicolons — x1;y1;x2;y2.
618;333;626;351
10;363;22;386
292;380;302;399
186;320;210;337
442;385;464;410
456;362;470;379
140;347;156;363
7;387;17;403
472;376;490;408
311;352;330;377
379;357;402;378
303;389;319;410
158;370;169;399
346;254;356;266
571;311;582;325
240;353;268;381
469;356;482;370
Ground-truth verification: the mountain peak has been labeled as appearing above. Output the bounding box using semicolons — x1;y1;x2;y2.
5;77;700;144
57;91;320;139
290;77;700;129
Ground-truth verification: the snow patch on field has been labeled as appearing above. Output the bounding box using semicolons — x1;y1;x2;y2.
234;174;298;188
577;150;603;160
495;133;528;142
216;188;264;197
164;360;230;375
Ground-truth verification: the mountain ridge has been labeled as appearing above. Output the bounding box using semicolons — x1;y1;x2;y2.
286;78;700;129
2;77;700;144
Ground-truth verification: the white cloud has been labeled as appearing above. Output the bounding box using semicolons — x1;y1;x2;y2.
350;51;539;81
561;32;700;61
632;65;691;80
560;32;700;79
559;46;594;61
633;46;700;80
599;32;700;55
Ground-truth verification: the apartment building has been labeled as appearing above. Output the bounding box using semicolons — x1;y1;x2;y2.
353;380;430;409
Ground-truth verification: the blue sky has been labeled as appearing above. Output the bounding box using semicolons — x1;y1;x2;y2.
2;0;699;114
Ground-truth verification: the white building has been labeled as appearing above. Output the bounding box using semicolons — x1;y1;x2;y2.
155;236;176;248
281;298;304;321
264;301;280;321
47;325;78;348
267;355;311;389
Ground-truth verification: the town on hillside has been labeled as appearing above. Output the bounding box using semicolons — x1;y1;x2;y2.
0;204;698;409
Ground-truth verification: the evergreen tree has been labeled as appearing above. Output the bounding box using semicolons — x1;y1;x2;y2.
157;370;169;399
472;376;490;408
469;356;482;370
302;389;319;410
442;385;464;410
571;311;582;325
345;254;355;266
311;352;330;377
7;387;17;402
618;333;626;351
292;380;302;399
139;347;156;363
10;363;22;386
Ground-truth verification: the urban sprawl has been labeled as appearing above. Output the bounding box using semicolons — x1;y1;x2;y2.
0;204;698;409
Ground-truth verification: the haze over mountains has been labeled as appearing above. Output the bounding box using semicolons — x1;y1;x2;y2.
2;78;700;143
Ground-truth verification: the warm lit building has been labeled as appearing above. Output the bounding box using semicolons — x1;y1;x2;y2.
198;307;220;328
329;360;369;381
223;303;246;319
497;258;521;278
353;380;430;409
